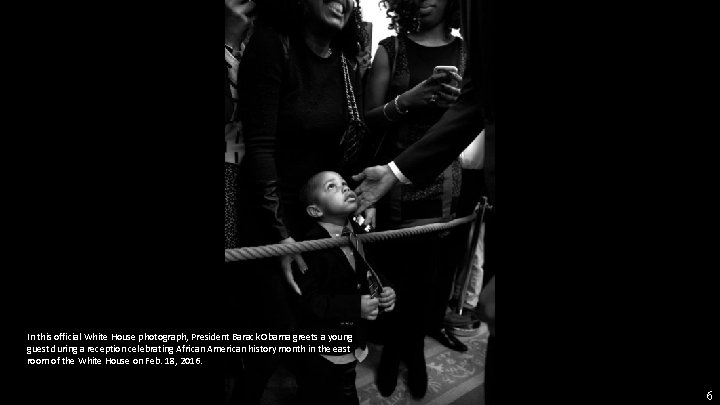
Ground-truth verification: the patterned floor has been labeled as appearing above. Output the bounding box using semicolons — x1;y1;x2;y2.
261;324;489;405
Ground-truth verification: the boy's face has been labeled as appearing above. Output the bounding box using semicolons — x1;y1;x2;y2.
309;171;358;218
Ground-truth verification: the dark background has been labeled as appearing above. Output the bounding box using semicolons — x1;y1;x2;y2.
9;2;717;404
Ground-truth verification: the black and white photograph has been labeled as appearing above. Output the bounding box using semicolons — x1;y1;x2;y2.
18;0;717;404
223;0;494;403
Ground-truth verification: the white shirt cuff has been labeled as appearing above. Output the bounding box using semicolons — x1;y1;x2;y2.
388;161;411;185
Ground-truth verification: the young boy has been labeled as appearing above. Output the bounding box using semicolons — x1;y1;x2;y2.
295;171;396;405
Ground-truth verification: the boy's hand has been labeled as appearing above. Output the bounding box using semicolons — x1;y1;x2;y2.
378;286;396;312
360;295;379;320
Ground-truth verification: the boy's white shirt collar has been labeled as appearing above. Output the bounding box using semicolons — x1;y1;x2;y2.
317;220;350;237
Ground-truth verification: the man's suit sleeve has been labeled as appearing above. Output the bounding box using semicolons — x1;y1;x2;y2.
393;76;485;186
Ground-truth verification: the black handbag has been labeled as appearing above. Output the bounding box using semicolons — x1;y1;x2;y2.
339;55;371;172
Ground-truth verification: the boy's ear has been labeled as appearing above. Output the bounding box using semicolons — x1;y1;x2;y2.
306;204;323;218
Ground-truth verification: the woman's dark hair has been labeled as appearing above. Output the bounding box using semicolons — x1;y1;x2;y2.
254;0;367;59
380;0;461;35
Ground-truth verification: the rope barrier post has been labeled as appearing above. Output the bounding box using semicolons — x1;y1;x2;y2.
455;197;489;316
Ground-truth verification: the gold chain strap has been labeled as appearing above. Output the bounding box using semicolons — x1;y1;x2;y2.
341;55;361;122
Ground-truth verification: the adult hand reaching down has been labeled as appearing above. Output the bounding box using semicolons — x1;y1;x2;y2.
279;237;308;295
352;165;400;214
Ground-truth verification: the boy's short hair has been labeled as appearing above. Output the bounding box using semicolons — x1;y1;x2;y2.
299;172;326;210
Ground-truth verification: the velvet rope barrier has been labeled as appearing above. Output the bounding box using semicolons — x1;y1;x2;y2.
225;201;492;263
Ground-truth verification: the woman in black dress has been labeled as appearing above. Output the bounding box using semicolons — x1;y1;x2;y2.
235;1;370;403
225;0;255;249
363;0;467;399
239;0;369;291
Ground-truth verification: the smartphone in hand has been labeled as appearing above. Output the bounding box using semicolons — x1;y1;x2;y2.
433;65;459;87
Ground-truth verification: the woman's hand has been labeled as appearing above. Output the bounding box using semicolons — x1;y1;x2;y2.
434;73;463;108
279;237;308;295
397;71;463;110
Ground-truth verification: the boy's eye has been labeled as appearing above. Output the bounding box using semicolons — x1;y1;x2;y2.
328;184;336;190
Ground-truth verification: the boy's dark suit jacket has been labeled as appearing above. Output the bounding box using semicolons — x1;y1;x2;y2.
297;222;390;356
